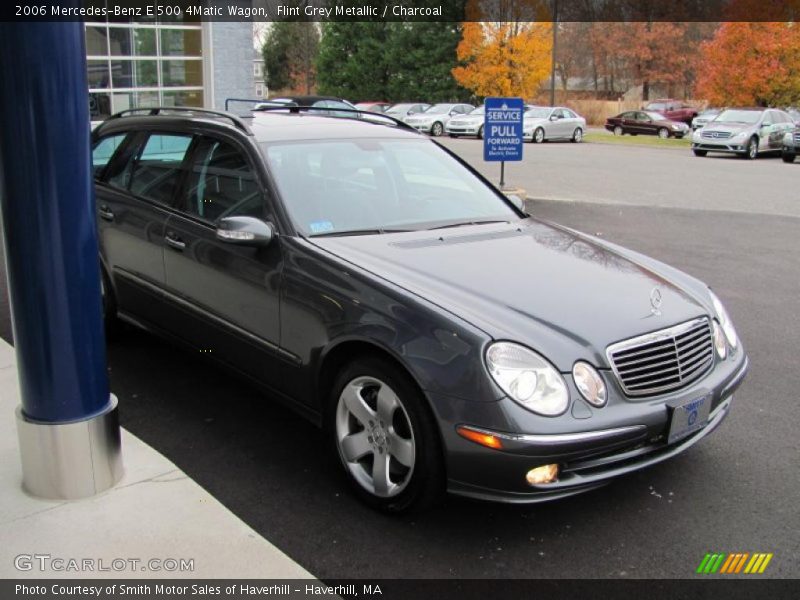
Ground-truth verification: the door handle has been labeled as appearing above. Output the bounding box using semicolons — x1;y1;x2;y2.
164;232;186;251
98;205;114;221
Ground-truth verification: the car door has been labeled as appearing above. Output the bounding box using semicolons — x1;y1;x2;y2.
561;109;579;137
95;130;194;324
161;131;285;392
637;112;657;135
618;111;634;133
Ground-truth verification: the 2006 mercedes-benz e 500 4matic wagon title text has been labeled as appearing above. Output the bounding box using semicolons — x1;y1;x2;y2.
92;106;748;513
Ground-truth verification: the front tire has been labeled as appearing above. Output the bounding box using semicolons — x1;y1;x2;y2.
477;125;484;139
431;122;444;137
743;136;759;159
613;125;623;136
782;151;796;163
533;127;545;143
571;127;583;143
658;127;669;139
328;357;444;513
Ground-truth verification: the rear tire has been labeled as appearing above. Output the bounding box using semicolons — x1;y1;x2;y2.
693;149;707;157
327;357;445;514
782;152;796;163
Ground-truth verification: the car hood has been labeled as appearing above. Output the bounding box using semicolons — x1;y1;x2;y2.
309;220;710;371
700;121;756;133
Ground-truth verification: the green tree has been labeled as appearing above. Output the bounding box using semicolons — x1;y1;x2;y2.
262;22;320;94
316;22;392;101
386;22;470;103
317;22;469;103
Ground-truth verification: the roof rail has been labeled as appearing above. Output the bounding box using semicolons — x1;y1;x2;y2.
224;97;279;111
98;107;252;135
251;105;420;134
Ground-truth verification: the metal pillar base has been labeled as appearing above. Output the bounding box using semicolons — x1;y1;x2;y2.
15;395;123;500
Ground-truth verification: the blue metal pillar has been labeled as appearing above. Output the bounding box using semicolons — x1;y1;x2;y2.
0;17;122;498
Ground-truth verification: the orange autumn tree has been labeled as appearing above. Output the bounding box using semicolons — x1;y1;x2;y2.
696;22;800;106
452;0;552;98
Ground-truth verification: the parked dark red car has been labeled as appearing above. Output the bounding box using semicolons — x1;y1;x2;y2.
643;99;698;125
605;110;690;139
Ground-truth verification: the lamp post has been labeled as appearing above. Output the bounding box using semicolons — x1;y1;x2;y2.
550;0;559;107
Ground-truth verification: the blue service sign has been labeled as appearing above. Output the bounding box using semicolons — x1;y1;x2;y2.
483;97;524;162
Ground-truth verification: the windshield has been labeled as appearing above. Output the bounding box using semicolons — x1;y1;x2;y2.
715;109;762;124
700;109;720;116
262;138;519;236
424;104;453;114
525;108;551;119
386;104;413;114
468;106;485;116
645;103;667;111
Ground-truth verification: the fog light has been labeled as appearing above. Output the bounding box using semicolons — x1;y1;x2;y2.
526;464;559;485
713;320;727;360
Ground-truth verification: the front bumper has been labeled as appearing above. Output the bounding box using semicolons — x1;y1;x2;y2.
433;352;748;504
692;140;747;153
446;124;480;136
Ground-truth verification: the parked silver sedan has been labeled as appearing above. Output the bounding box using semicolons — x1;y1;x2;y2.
445;106;486;138
404;103;475;136
691;108;796;159
523;106;587;143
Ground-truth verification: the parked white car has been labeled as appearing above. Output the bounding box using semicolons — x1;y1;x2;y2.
404;103;475;137
523;106;587;143
445;106;486;138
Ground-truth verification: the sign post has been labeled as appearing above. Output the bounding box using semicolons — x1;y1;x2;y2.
483;97;524;190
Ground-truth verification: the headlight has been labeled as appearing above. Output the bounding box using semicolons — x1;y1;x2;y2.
712;321;727;360
709;290;739;351
485;342;569;416
671;124;680;130
732;131;748;142
784;132;793;144
572;362;607;407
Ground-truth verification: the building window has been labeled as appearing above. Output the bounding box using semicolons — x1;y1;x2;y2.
86;21;204;121
254;62;262;77
255;83;264;98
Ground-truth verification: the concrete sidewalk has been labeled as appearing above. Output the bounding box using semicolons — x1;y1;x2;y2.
0;338;313;579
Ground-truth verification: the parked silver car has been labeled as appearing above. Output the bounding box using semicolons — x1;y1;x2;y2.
384;103;430;120
445;106;486;138
691;108;796;159
691;108;722;130
404;103;475;136
523;106;587;143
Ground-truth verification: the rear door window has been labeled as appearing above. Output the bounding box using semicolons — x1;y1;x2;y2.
109;133;193;205
92;134;129;179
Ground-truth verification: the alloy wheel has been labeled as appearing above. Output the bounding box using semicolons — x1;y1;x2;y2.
431;122;443;137
572;128;583;143
335;376;416;498
747;138;758;159
658;128;669;139
613;126;623;136
534;128;545;143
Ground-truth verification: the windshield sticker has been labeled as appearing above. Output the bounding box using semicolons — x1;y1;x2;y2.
309;221;334;234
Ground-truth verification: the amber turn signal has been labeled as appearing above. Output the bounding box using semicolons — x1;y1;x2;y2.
456;426;503;450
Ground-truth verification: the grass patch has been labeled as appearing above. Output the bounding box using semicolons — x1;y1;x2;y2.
584;132;691;149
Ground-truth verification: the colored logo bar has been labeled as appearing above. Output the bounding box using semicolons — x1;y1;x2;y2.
696;552;773;574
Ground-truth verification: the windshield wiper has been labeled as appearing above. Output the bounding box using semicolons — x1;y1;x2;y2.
427;220;509;231
309;227;411;238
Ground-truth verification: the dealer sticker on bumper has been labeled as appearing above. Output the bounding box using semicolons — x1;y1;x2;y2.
668;394;710;444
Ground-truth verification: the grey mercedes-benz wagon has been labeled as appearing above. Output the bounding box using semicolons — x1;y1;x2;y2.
92;106;748;512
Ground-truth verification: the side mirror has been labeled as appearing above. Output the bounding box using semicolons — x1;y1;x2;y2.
216;216;274;246
550;115;559;121
507;194;525;212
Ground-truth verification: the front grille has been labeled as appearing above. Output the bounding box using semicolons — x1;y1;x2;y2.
794;132;800;145
701;130;732;139
607;317;714;396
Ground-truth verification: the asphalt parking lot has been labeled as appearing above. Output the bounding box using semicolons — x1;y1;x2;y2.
0;141;798;579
